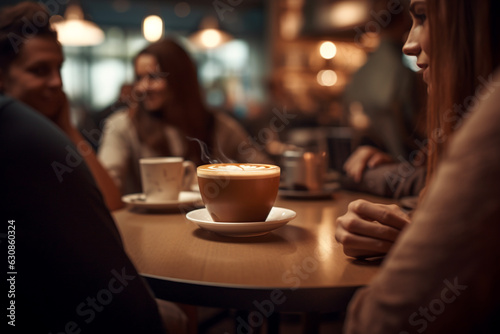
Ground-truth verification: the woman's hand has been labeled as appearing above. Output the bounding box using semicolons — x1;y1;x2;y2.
343;146;394;183
335;199;410;258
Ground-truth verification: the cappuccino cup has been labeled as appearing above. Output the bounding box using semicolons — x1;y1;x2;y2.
197;163;281;222
140;157;195;202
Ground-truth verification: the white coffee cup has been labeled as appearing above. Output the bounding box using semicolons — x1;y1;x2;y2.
139;157;196;202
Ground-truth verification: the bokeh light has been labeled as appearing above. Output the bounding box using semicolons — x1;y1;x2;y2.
319;41;337;59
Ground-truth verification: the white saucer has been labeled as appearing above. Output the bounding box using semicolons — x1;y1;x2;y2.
186;207;296;237
122;191;203;210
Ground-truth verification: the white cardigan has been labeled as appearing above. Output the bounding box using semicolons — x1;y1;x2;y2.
97;110;271;195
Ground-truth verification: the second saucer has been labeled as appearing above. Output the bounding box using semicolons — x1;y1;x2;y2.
122;191;203;210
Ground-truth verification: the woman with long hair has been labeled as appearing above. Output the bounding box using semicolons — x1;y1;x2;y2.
335;0;500;259
342;0;500;332
98;38;271;195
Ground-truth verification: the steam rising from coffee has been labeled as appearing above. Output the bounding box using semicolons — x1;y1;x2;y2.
187;137;235;164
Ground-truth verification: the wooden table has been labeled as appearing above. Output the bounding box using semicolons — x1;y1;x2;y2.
113;191;394;314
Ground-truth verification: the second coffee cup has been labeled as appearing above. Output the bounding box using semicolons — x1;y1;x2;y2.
140;157;195;202
197;163;281;222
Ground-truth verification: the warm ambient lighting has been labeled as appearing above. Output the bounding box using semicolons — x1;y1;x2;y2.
200;29;222;48
329;1;368;28
280;10;303;40
189;17;232;49
319;41;337;59
142;15;164;42
52;4;104;46
317;70;338;87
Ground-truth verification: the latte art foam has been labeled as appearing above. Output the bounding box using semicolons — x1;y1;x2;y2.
197;163;280;178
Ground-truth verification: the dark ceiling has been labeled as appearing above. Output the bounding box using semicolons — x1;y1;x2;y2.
1;0;267;36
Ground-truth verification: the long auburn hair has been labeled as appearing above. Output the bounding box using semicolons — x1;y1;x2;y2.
424;0;500;185
132;38;214;165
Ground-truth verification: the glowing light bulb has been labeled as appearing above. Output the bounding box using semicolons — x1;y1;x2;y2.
200;29;222;48
317;70;338;86
143;15;163;42
319;41;337;59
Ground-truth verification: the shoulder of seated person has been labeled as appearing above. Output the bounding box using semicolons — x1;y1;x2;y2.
0;94;15;108
448;70;500;157
212;110;231;120
104;109;132;127
213;111;243;129
107;108;129;120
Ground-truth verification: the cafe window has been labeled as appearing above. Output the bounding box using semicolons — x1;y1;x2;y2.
61;26;262;119
61;27;147;112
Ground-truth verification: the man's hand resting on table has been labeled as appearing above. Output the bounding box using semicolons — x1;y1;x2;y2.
343;146;394;183
335;199;410;258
